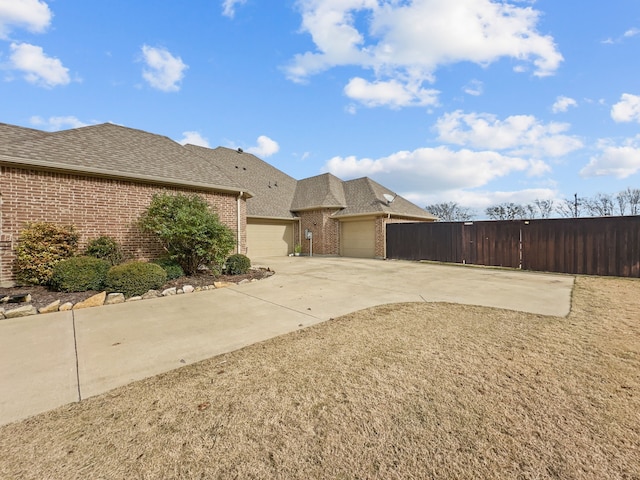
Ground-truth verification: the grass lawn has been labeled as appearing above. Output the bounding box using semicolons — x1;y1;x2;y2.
1;276;638;479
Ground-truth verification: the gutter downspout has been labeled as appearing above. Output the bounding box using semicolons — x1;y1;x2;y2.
237;192;243;254
383;213;391;259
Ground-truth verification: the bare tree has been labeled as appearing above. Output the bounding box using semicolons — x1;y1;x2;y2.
617;187;640;215
584;193;615;217
533;199;554;218
556;195;584;218
485;203;527;220
426;202;475;222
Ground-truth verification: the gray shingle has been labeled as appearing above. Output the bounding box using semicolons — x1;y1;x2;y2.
186;145;298;218
0;123;49;145
291;173;346;211
334;177;436;219
0;123;244;193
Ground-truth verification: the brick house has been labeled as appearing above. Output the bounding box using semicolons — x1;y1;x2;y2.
186;145;436;258
0;122;435;285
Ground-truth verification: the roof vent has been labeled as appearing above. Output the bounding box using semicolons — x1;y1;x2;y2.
237;148;243;153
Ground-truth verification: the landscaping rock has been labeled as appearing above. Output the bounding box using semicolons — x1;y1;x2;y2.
126;296;142;302
59;302;73;311
38;300;61;314
73;292;107;310
105;293;125;305
142;290;161;300
177;288;184;294
183;285;195;293
238;279;250;285
162;287;177;296
0;308;5;319
5;305;38;318
1;293;32;304
214;281;234;289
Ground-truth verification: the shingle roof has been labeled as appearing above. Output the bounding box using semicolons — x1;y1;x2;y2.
0;123;246;194
186;145;298;218
335;177;436;219
291;173;346;211
0;122;49;145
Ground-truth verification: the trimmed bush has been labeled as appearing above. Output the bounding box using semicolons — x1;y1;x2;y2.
138;193;236;275
85;236;123;265
105;262;167;297
225;254;251;275
152;258;185;280
14;222;79;285
50;256;110;292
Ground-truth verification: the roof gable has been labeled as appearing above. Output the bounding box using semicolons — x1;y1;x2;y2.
291;173;347;211
335;177;436;219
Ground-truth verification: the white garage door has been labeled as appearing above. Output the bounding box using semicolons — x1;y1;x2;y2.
247;220;294;257
341;220;375;258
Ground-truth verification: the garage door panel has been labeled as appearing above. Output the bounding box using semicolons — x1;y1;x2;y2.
341;220;375;258
247;221;294;257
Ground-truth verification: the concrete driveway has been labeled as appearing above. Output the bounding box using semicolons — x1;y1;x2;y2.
0;257;574;426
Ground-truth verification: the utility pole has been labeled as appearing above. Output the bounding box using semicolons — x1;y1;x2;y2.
574;193;578;218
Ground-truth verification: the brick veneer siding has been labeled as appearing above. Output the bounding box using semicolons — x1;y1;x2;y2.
298;209;340;255
0;166;245;285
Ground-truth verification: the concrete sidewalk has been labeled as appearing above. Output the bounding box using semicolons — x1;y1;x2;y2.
0;257;574;426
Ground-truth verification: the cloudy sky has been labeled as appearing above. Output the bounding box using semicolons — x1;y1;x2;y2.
1;0;639;216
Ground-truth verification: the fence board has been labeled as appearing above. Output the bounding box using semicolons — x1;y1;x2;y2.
386;216;640;277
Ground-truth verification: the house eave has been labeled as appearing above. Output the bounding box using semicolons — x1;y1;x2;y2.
291;204;345;212
248;215;298;222
0;155;254;198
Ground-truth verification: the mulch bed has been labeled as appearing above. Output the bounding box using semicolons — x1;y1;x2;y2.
0;268;274;311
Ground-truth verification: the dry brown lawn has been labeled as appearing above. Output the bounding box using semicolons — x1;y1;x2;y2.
1;276;639;479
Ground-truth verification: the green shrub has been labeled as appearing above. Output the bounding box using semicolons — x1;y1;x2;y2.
225;254;251;275
85;236;123;265
105;262;168;297
152;258;185;280
138;193;236;275
14;222;79;285
50;256;110;292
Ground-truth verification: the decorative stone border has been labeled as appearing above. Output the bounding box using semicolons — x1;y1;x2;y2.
0;272;274;319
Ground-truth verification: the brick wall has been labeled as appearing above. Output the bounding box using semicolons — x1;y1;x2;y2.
0;166;245;285
298;209;340;255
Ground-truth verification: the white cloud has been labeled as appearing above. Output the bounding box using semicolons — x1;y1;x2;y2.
246;135;280;157
463;79;483;96
552;95;577;113
141;45;188;92
580;137;640;179
221;0;247;18
286;0;562;106
624;28;640;38
435;110;583;158
611;93;640;123
406;187;558;212
344;77;439;108
29;115;88;130
324;146;530;192
178;131;210;148
9;42;70;87
0;0;51;39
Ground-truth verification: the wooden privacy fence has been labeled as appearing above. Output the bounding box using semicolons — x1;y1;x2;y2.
386;216;640;277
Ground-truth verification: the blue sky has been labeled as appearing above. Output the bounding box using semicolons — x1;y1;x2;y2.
1;0;640;216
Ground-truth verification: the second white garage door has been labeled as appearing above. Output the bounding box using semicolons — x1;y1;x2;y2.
340;220;375;258
246;220;294;257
